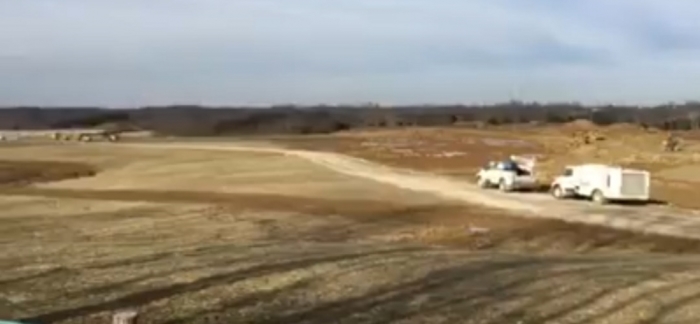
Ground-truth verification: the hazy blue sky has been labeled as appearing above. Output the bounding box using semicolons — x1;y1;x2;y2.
2;0;700;106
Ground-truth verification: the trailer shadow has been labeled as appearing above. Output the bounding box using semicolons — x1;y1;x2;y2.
611;198;668;207
505;184;668;207
561;196;668;207
552;195;668;207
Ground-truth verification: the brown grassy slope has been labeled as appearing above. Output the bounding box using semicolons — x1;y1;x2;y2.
272;128;544;178
3;186;700;255
0;160;97;186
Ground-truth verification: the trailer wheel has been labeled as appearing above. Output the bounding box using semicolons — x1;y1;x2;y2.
551;185;565;199
591;189;608;205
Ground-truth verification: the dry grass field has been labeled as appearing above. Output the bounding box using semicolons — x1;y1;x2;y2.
4;135;700;323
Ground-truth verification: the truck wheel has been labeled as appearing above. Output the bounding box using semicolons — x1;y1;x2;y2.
477;177;490;189
591;190;608;205
498;179;510;192
551;185;565;199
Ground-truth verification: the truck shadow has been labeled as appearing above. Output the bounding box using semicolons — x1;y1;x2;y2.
531;184;553;194
611;198;667;207
517;185;668;207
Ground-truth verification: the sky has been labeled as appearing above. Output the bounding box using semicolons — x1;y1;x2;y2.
2;0;700;107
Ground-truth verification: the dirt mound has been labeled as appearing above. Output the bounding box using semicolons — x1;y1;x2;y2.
561;119;597;130
564;129;606;150
605;123;644;131
0;160;97;186
604;122;646;133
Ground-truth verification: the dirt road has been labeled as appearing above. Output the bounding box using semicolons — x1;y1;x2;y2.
113;142;700;240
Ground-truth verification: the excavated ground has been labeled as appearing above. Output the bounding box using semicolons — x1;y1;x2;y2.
4;141;700;323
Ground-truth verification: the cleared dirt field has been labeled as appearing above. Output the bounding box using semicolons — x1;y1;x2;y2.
4;142;700;323
272;123;700;210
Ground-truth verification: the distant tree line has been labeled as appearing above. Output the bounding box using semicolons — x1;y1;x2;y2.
2;102;700;135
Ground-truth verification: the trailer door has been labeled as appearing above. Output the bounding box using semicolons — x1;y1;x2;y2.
620;171;648;198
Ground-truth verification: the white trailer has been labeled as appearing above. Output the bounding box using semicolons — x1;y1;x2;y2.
550;164;650;204
476;155;539;192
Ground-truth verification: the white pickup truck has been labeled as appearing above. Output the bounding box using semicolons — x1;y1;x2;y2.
550;164;650;204
476;155;539;192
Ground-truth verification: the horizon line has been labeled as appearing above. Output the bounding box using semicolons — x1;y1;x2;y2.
1;100;700;109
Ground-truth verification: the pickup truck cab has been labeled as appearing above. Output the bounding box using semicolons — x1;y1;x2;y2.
550;164;650;204
476;156;538;192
